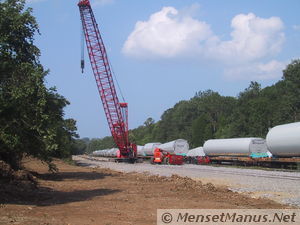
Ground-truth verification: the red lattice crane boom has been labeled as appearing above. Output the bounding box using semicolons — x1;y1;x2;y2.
78;0;136;160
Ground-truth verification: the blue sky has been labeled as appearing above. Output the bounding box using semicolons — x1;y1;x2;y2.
26;0;300;138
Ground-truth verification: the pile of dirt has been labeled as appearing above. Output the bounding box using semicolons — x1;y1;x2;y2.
126;172;284;209
137;173;220;192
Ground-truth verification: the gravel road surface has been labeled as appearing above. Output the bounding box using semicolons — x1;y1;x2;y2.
72;155;300;207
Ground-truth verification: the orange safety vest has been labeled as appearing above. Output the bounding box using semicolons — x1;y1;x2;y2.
153;148;162;163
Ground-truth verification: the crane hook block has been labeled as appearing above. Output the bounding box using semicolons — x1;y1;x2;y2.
81;59;84;73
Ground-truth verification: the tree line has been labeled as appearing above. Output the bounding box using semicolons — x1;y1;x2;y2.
80;59;300;153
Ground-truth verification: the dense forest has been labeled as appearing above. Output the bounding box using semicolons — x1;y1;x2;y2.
82;59;300;153
0;0;78;170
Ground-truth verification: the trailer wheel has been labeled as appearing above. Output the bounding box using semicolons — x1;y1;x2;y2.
150;157;155;164
136;158;143;163
163;157;170;165
163;157;167;164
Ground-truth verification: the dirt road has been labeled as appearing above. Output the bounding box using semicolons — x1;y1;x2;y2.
0;158;288;225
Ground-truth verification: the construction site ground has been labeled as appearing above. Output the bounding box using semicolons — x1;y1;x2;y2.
73;156;300;207
0;157;293;225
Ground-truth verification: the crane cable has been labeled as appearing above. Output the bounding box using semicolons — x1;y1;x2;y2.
81;21;125;103
108;58;126;103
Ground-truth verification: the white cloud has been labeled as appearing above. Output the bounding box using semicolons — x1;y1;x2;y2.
122;7;214;58
224;60;285;80
123;7;286;80
92;0;114;7
206;13;285;63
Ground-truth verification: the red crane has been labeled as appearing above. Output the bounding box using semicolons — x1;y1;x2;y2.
78;0;136;161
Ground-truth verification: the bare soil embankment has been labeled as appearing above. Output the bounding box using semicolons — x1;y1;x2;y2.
0;158;287;225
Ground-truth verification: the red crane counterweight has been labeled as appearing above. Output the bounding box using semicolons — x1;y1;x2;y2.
78;0;136;161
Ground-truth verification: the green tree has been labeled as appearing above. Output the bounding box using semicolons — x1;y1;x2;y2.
86;137;116;153
71;138;88;155
0;0;77;170
144;117;155;127
191;114;213;147
282;59;300;121
229;82;262;137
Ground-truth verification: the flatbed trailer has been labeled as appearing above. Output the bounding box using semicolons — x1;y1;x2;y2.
209;156;300;170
